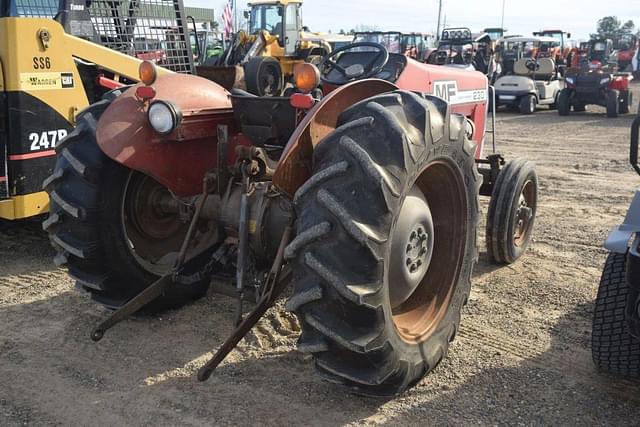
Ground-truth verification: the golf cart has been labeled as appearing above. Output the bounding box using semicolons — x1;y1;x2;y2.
496;35;534;75
493;37;564;114
558;39;634;118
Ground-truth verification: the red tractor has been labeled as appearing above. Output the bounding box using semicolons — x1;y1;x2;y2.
44;42;538;395
616;34;638;73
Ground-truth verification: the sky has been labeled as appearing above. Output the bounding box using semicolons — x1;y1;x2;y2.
189;0;640;41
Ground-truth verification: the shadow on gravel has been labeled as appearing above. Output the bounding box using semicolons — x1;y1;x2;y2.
381;302;640;424
496;111;637;128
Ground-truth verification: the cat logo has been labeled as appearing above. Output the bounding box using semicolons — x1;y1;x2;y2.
433;81;458;103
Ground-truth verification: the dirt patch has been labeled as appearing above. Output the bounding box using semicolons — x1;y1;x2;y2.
2;86;640;425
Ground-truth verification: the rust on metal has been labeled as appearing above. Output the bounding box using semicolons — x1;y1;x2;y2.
96;73;236;197
272;79;397;197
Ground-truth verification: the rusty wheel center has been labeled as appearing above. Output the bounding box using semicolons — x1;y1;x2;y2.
391;160;467;343
121;172;214;276
514;180;535;247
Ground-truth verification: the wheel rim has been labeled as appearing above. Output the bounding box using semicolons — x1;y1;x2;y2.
121;171;215;276
259;63;280;96
391;160;467;343
513;179;535;247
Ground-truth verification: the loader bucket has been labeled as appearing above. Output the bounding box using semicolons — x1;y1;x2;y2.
196;65;246;92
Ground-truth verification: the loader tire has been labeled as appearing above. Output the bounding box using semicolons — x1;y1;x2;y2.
592;253;640;377
607;89;620;118
485;159;538;264
557;89;570;116
286;91;480;396
244;56;283;97
43;93;211;310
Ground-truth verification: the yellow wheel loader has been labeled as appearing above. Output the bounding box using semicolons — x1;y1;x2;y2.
202;0;331;96
0;0;193;220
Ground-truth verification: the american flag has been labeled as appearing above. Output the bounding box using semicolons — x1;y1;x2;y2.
222;0;234;40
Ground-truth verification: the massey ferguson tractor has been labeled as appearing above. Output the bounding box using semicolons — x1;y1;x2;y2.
44;41;538;395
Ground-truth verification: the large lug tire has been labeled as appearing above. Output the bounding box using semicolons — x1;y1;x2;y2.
285;90;481;396
620;90;632;115
592;253;640;377
519;94;536;115
557;89;571;116
43;94;212;310
244;56;284;97
485;159;538;264
606;89;620;118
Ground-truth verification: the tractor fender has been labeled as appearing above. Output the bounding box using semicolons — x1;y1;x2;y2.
605;191;640;254
272;79;398;197
96;73;236;197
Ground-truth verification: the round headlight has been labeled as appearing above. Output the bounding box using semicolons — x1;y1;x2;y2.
148;101;181;135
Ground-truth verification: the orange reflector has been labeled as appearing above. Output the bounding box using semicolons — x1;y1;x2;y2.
139;60;157;86
293;63;320;94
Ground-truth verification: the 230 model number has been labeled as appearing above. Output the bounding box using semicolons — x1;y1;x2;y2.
29;129;68;151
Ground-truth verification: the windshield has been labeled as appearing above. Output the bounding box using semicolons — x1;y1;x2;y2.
543;32;563;44
594;42;606;51
250;4;283;35
401;34;427;52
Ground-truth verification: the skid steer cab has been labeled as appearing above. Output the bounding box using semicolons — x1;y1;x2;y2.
45;42;538;396
0;0;194;220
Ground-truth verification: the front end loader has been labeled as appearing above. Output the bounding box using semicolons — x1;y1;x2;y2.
45;42;539;395
0;0;193;220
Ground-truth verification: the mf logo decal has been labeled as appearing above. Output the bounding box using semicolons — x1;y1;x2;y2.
432;80;487;105
433;81;458;103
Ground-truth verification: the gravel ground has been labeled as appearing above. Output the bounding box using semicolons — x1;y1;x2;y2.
2;85;640;426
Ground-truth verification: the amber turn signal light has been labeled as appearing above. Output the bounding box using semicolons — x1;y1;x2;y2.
139;60;157;86
293;63;320;94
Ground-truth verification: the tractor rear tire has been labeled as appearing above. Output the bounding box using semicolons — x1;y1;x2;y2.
486;159;538;264
620;90;632;115
286;91;481;396
245;56;283;97
43;94;212;310
607;89;620;118
519;94;536;115
592;253;640;378
557;89;570;116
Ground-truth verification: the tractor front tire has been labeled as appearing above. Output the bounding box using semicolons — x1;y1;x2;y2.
592;253;640;377
286;91;480;395
486;159;538;264
43;95;212;310
557;89;571;116
607;89;620;118
519;94;536;115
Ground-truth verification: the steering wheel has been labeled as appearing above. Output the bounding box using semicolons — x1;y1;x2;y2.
320;42;390;86
525;59;540;72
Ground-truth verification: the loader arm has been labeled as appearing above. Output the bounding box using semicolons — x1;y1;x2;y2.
63;32;173;82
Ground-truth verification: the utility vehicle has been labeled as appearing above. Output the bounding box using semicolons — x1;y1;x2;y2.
592;117;640;378
44;40;538;396
493;37;564;114
558;39;633;118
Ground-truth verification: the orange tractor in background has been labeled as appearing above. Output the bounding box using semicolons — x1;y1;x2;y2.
44;41;538;395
